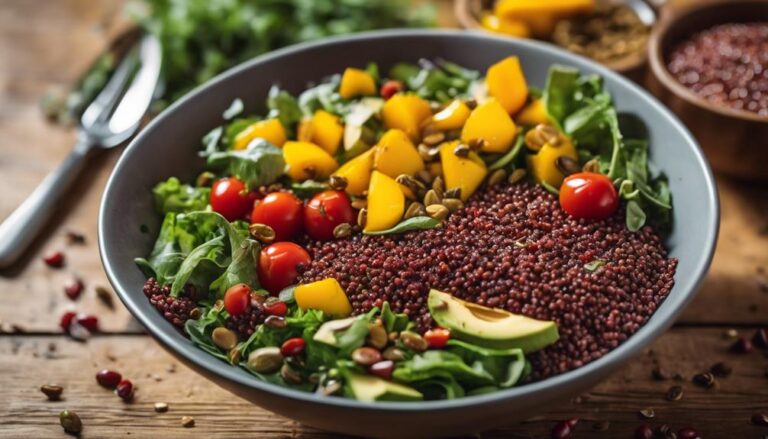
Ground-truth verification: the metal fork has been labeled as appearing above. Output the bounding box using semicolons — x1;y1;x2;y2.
0;35;161;268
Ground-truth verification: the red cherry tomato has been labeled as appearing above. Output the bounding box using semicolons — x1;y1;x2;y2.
258;242;311;295
280;337;306;357
211;177;254;221
380;80;403;100
559;172;619;220
304;191;355;241
424;327;451;349
224;283;252;316
251;192;304;242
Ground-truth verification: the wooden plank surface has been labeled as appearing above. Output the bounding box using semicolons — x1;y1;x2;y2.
2;329;767;438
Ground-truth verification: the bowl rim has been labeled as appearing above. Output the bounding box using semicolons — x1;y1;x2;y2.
648;0;768;124
99;28;719;412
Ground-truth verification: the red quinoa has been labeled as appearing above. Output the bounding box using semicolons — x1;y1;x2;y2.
143;278;198;328
298;183;677;379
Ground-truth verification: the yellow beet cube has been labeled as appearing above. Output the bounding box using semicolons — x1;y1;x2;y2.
295;278;352;318
526;139;578;188
283;141;339;181
339;68;377;100
381;94;432;141
461;99;518;154
439;141;488;201
431;99;472;131
299;110;344;155
517;98;550;126
480;14;531;38
333;148;374;196
364;171;405;232
233;118;287;150
487;56;529;115
373;129;425;178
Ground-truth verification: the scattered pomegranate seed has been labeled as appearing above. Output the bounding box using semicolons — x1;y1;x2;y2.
677;427;702;439
64;279;84;301
96;370;122;389
43;251;65;268
280;337;305;357
368;360;394;380
730;337;754;353
115;379;134;401
551;419;578;439
634;425;654;439
263;300;287;316
379;80;403;100
59;312;76;332
424;327;451;349
76;314;99;333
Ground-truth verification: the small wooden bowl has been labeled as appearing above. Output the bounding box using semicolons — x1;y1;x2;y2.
646;0;768;180
454;0;649;78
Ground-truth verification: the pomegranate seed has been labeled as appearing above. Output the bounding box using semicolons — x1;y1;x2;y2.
115;379;134;401
730;337;754;353
551;419;576;439
369;360;394;380
96;370;122;389
43;251;64;268
424;327;451;349
64;279;84;301
59;311;76;332
76;314;99;333
263;300;287;316
677;427;702;439
634;425;654;439
379;80;403;100
280;337;305;357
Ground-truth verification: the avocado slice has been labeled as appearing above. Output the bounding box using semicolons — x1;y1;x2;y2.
346;372;423;402
428;289;559;353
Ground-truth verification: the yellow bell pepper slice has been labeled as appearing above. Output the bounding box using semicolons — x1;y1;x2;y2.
298;110;344;155
365;171;405;233
295;278;352;318
431;99;472;131
333;148;374;196
487;56;529;115
517;98;550;126
439;141;488;201
526;138;578;188
283;141;339;181
381;94;432;141
339;68;377;100
233;118;286;150
461;99;518;154
373;129;425;178
480;14;531;38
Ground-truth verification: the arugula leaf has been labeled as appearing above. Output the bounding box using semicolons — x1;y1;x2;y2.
388;59;479;102
135;213;186;285
334;308;378;357
363;216;441;235
445;340;527;388
626;200;647;232
380;302;411;333
209;238;261;297
152;177;210;214
185;305;229;361
393;350;496;387
290;180;329;199
543;66;581;127
267;86;303;131
207;138;285;188
488;133;524;171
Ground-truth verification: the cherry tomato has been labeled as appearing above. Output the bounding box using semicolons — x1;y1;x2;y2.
559;172;619;220
211;177;254;221
251;192;304;242
258;242;311;294
304;191;355;241
280;337;306;357
424;327;451;349
380;80;403;100
224;283;252;316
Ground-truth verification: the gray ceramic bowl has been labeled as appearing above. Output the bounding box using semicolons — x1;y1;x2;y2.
99;30;719;438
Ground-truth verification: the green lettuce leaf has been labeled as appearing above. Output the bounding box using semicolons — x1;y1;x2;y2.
152;177;210;214
207;138;285;188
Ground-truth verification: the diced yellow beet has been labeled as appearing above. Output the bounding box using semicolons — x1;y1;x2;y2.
526;139;578;188
439;141;488;201
339;68;377;100
480;13;531;38
300;110;344;155
373;129;425;178
517;98;550;126
381;94;432;141
364;171;405;232
283;141;339;181
233;118;287;149
431;99;472;131
333;148;374;196
495;0;595;18
487;56;529;115
295;278;352;318
461;99;518;154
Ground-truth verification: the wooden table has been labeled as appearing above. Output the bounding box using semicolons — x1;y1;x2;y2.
0;1;766;437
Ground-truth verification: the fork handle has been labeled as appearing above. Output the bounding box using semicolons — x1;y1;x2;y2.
0;136;94;268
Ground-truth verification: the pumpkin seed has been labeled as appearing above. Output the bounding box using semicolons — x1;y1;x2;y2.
264;315;286;329
422;132;446;146
280;363;303;385
453;143;470;158
417;143;439;162
666;385;683;401
582;159;601;173
351;198;367;210
404;202;427;219
416;170;434;185
40;384;63;401
400;331;428;352
464;98;478;109
189;308;201;320
692;372;716;388
487;169;507;186
525;124;561;150
195;171;215;187
431;176;445;198
181;416;195;428
60;410;82;434
366;323;388;350
508;168;527;184
357;208;367;228
248;347;284;374
442;198;464;212
328;175;348;191
555;156;581;176
443;187;461;199
212;327;238;350
228;348;241;364
333;223;352;239
396;174;426;194
467;138;487;151
248;223;276;244
639;408;655;419
382;347;406;361
423;189;441;207
320;379;342;396
352;347;383;366
426;204;449;220
154;402;169;413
